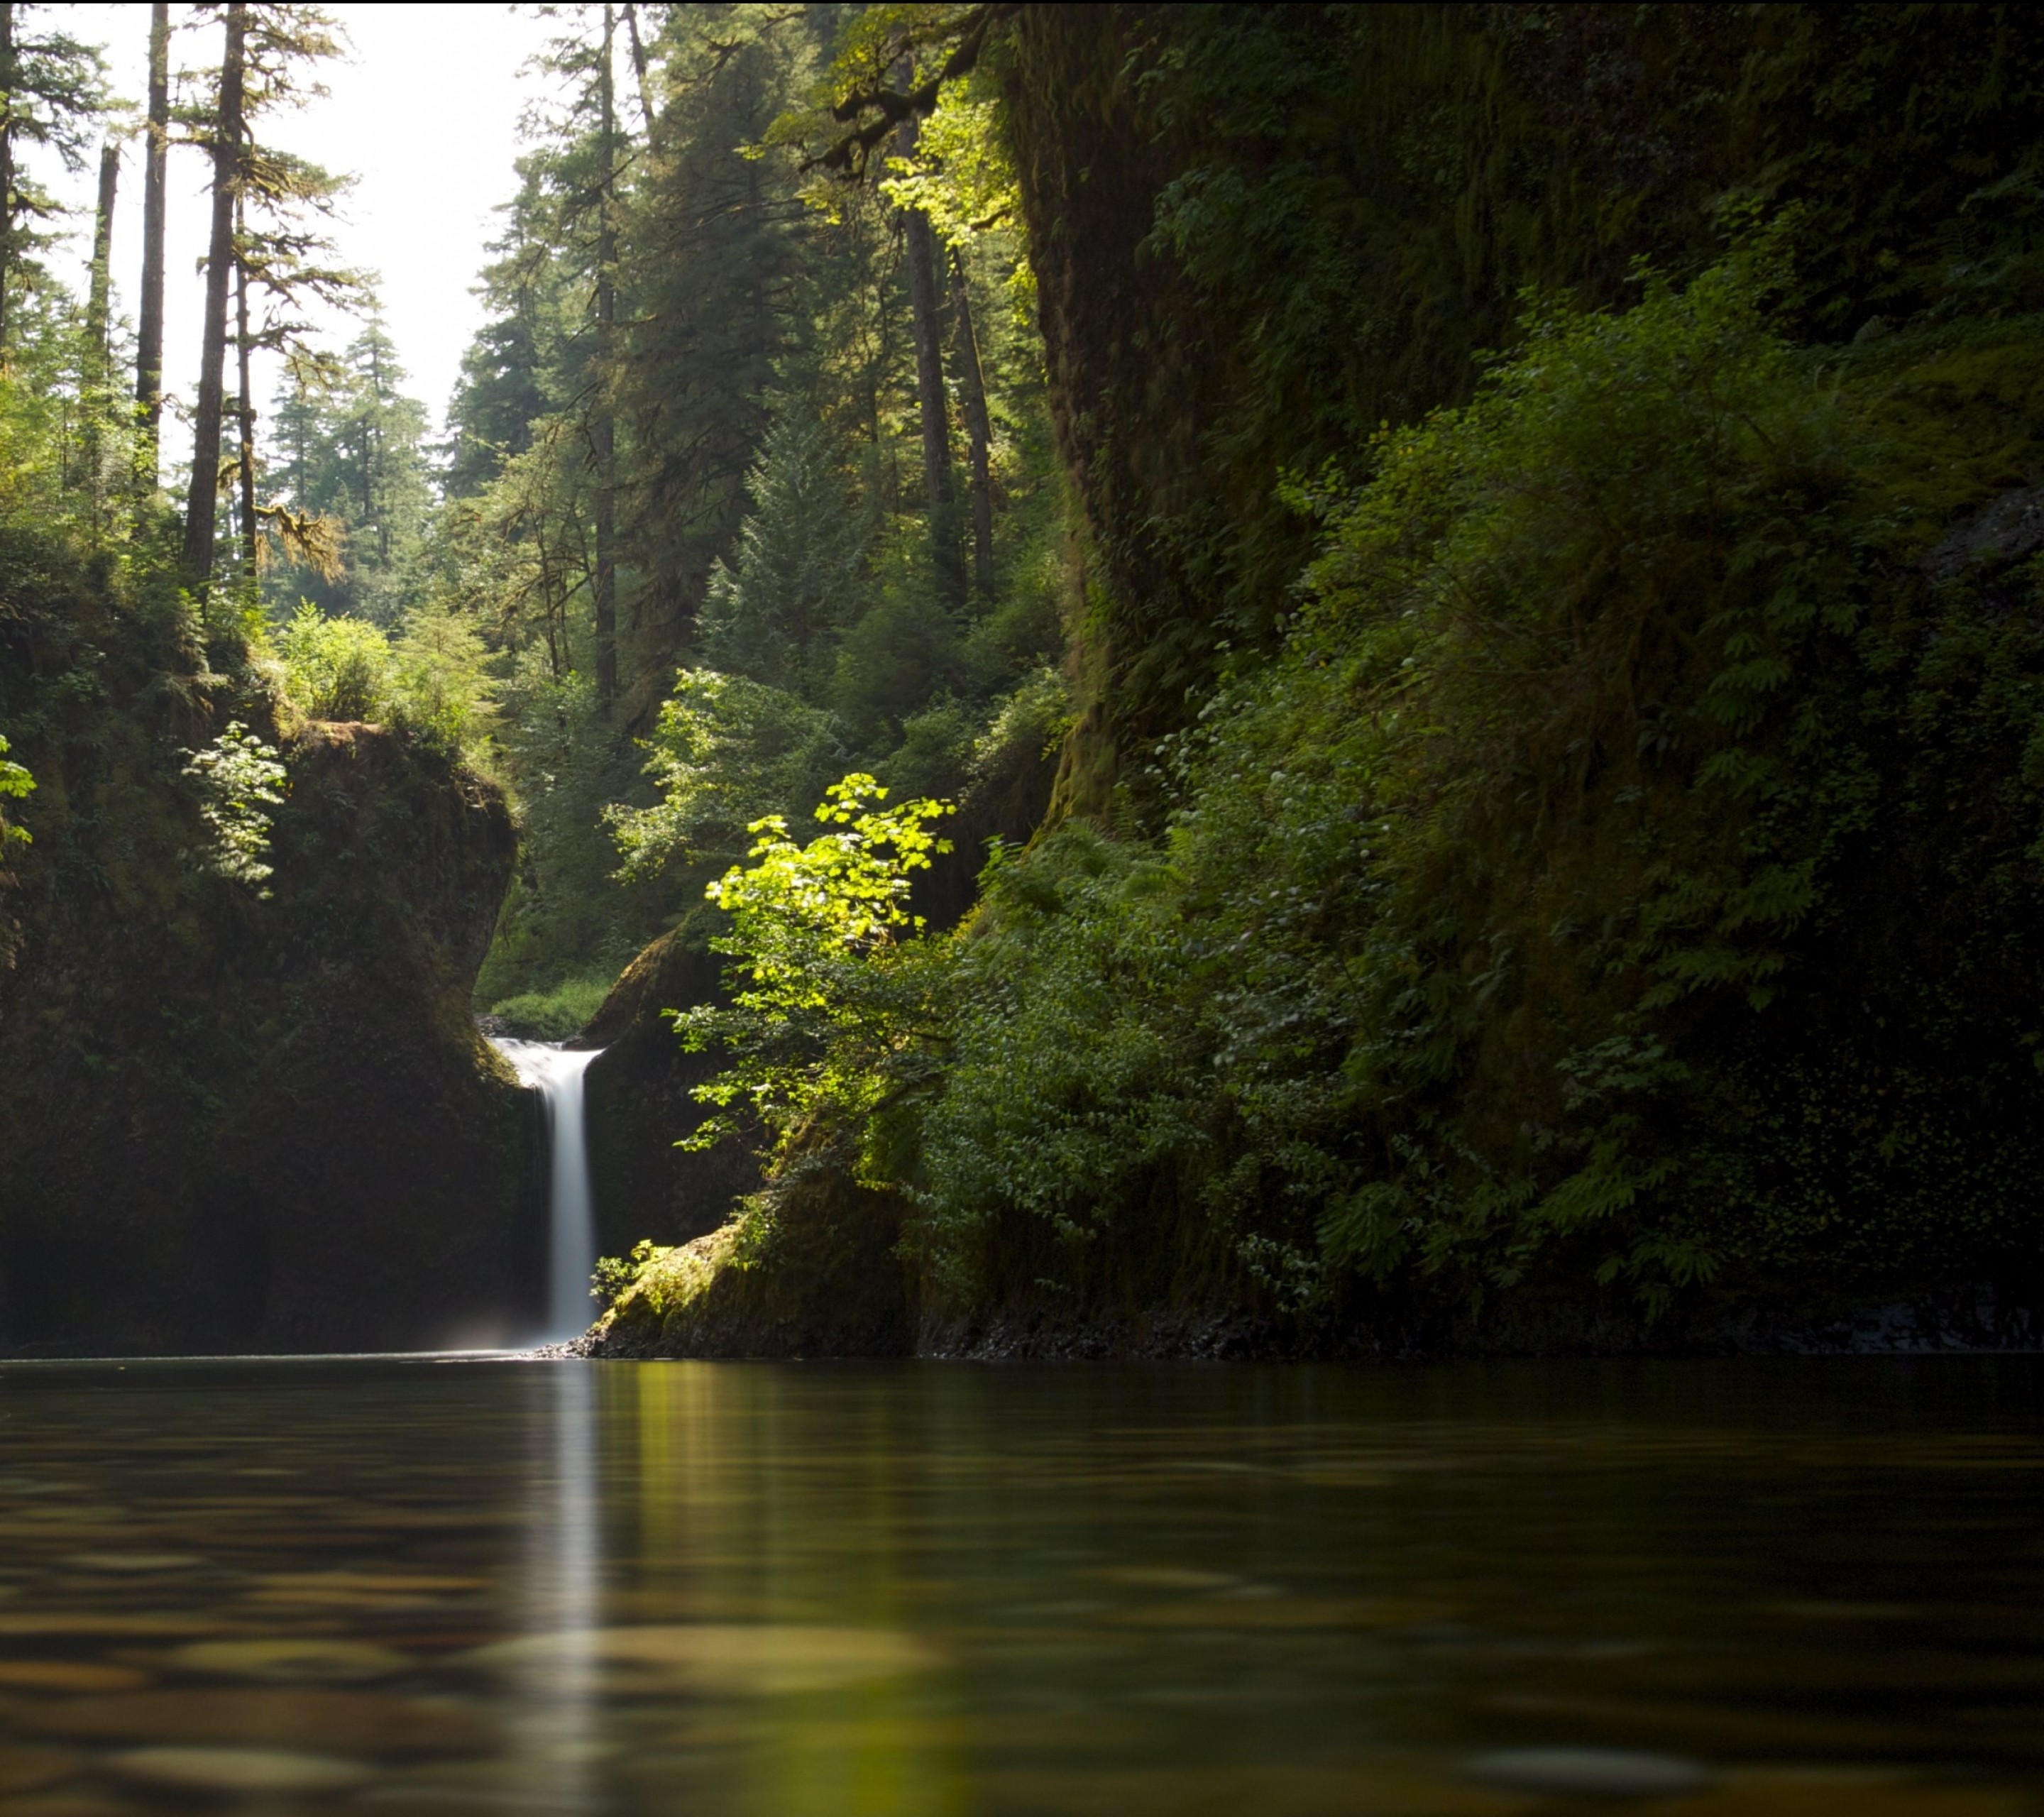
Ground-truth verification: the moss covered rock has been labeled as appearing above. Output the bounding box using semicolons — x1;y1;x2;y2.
0;546;542;1354
586;1156;911;1358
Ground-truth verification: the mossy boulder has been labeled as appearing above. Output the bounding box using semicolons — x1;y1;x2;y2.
0;554;542;1354
586;1154;911;1358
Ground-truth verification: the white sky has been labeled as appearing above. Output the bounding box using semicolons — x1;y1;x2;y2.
43;3;566;439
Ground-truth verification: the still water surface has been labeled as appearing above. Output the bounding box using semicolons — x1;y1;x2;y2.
0;1357;2040;1814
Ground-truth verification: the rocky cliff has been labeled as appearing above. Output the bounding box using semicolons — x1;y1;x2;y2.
0;544;542;1354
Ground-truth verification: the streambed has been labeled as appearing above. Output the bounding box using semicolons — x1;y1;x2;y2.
0;1357;2038;1813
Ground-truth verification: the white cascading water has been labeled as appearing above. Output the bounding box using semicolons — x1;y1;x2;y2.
492;1039;605;1343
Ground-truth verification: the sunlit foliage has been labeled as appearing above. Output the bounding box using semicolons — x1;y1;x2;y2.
674;774;955;1174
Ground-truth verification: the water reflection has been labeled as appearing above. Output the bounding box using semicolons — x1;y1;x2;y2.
512;1358;601;1809
0;1357;2039;1811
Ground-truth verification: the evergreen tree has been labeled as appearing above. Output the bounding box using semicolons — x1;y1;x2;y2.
263;309;431;621
620;5;811;683
0;4;108;353
445;307;546;500
180;1;346;593
328;314;430;615
134;1;168;455
698;412;866;693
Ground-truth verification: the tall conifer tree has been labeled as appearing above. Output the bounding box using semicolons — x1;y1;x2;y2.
182;1;246;586
135;1;169;450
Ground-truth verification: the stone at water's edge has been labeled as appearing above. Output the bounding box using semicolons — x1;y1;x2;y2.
0;721;546;1354
588;1152;913;1359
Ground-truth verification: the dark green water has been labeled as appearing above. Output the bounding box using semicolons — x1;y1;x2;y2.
0;1358;2040;1815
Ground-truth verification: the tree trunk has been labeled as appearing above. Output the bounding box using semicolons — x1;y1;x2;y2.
899;116;962;607
136;1;170;449
621;2;656;134
0;2;17;354
592;4;619;708
87;143;119;382
235;199;258;586
182;1;246;592
949;249;995;600
82;139;119;517
368;333;388;561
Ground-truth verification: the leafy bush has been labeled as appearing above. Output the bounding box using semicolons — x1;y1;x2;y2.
672;774;955;1175
485;972;615;1041
0;732;32;852
607;668;847;884
181;723;289;895
902;247;2044;1317
276;605;397;723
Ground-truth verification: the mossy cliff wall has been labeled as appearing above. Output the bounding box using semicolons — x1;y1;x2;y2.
999;2;2044;811
590;4;2044;1361
0;542;542;1355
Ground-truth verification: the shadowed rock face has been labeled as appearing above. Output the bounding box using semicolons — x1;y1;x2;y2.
0;716;544;1355
578;931;763;1266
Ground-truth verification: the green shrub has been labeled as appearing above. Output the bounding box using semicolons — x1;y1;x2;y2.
0;732;32;852
276;605;397;723
907;247;2044;1317
485;972;615;1041
180;723;289;896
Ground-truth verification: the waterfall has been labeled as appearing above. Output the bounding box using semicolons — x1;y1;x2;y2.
492;1038;605;1343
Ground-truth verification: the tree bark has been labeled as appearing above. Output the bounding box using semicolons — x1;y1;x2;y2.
235;198;258;586
0;2;17;354
899;119;963;607
592;4;619;708
621;1;656;135
82;138;119;516
949;248;995;600
136;1;170;446
182;2;246;592
87;142;119;380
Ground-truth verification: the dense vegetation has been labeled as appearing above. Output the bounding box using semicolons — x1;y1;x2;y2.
6;3;2044;1353
594;4;2044;1351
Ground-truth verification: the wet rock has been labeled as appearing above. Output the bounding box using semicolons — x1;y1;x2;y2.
588;1155;913;1360
579;932;762;1263
104;1746;375;1796
0;706;544;1356
1464;1747;1712;1799
1923;484;2044;581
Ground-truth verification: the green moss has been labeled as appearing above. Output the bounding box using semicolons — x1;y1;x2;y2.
589;1158;911;1358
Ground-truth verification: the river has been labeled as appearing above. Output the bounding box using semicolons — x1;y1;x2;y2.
0;1356;2036;1813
